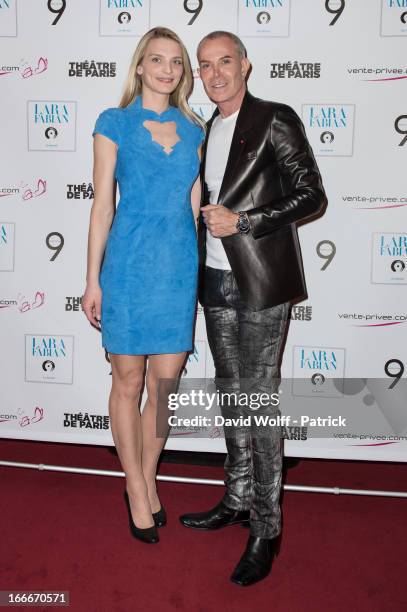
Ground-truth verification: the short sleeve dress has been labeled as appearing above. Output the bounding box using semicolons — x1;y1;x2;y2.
93;96;204;355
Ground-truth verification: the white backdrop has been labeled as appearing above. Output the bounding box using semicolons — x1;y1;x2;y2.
1;0;406;461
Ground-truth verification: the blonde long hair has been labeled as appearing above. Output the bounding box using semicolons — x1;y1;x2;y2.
119;27;204;129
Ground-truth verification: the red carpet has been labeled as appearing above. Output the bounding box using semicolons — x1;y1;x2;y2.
1;440;406;612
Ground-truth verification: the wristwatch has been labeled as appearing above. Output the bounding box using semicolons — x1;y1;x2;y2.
236;211;251;234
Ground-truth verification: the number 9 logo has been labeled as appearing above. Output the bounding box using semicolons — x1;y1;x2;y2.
316;240;336;270
325;0;345;26
47;0;66;25
183;0;203;25
384;359;404;389
46;232;64;261
395;115;407;147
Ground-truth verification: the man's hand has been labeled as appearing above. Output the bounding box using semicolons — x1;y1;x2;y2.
201;204;239;238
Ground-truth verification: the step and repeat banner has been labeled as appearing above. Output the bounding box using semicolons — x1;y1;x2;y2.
1;0;406;461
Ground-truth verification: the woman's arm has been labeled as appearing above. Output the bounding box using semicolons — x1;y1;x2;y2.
191;175;202;230
191;145;202;229
82;134;117;327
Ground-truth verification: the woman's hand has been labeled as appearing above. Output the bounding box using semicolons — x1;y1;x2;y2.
82;283;102;328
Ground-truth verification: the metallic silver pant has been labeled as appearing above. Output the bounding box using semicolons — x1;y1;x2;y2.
203;267;289;539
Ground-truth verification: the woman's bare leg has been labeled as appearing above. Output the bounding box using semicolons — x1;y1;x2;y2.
141;352;187;513
109;354;154;529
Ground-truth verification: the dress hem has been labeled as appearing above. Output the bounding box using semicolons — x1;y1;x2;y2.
103;345;193;356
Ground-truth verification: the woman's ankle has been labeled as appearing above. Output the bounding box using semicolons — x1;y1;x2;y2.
126;477;148;499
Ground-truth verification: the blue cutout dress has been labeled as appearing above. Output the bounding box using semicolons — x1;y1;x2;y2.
93;96;204;355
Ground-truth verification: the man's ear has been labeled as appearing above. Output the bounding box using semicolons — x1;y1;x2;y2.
241;57;251;79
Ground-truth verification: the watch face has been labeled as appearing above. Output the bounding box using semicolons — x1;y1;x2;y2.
238;217;250;233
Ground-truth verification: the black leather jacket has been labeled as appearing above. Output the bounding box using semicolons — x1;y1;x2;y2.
198;91;327;310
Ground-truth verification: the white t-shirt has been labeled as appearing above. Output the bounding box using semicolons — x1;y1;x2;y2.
205;109;239;270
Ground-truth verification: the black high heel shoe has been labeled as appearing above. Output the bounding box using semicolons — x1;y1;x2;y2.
152;506;167;528
123;491;159;544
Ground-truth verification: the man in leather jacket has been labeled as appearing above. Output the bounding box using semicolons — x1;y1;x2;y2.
180;31;327;586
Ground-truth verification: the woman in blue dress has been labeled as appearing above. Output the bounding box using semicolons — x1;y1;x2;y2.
82;27;204;544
